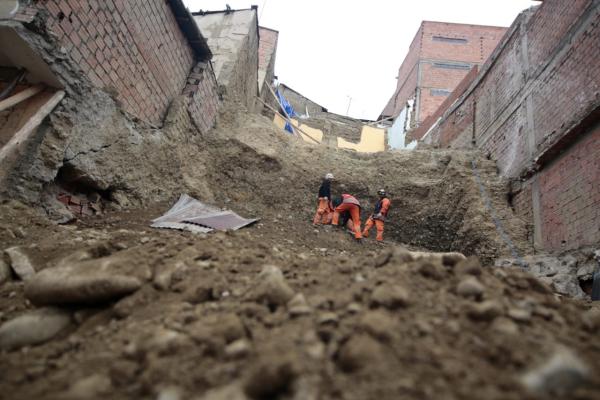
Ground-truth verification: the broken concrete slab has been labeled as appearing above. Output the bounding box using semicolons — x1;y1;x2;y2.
5;246;36;280
0;307;72;350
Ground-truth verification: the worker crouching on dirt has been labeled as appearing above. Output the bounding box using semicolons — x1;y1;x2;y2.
313;173;334;225
332;194;363;241
362;189;391;242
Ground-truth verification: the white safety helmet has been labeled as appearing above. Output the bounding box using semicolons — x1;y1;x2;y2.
325;173;334;180
377;189;386;196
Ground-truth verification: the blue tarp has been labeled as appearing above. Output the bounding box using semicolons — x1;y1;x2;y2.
276;89;296;134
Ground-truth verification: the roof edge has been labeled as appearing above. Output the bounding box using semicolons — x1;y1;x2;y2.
167;0;212;60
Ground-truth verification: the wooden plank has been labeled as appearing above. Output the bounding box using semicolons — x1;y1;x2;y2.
0;84;44;112
0;90;65;165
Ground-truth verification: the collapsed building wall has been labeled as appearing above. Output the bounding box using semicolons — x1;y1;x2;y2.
424;0;600;252
193;8;259;111
0;0;220;215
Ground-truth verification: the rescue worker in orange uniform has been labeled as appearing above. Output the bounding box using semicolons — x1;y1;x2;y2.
362;189;391;242
332;193;362;241
313;173;334;225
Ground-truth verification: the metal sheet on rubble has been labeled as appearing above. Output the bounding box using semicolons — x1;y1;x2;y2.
150;221;212;234
184;211;259;231
152;194;257;233
152;194;220;224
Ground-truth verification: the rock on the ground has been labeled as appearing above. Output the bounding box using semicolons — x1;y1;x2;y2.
370;284;410;309
466;300;503;321
521;347;589;395
359;310;398;342
0;257;11;284
409;251;465;265
63;374;112;399
0;307;72;350
287;293;312;317
456;276;485;299
225;339;251;359
507;308;532;323
551;273;586;299
248;265;295;308
243;358;298;400
198;384;247;400
25;265;142;306
157;386;183;400
491;317;519;335
5;246;36;280
337;334;384;373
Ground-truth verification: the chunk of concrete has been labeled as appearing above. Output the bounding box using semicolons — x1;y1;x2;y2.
5;246;36;280
0;307;72;350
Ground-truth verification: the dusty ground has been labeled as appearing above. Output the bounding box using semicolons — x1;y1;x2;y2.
0;109;599;399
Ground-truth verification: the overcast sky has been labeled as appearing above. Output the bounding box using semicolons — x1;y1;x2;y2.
183;0;540;120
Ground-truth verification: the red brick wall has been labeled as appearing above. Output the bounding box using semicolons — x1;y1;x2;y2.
184;62;220;134
415;66;479;143
427;0;600;251
420;22;507;63
258;27;278;73
29;0;199;126
258;27;278;104
538;124;600;250
381;21;507;122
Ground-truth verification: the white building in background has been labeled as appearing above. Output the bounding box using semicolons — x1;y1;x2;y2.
387;99;417;150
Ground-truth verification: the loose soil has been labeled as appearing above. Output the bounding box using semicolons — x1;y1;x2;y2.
0;109;598;399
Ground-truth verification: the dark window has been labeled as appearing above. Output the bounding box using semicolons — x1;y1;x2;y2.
432;36;468;44
430;89;451;96
433;62;472;70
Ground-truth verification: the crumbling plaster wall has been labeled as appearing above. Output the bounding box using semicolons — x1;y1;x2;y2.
426;0;600;252
194;10;259;111
0;2;220;215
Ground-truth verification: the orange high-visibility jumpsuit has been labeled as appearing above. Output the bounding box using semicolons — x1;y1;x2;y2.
363;197;391;241
332;194;362;239
313;197;333;225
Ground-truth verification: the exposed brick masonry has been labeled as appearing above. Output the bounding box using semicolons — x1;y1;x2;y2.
381;21;506;130
27;0;216;127
427;0;600;251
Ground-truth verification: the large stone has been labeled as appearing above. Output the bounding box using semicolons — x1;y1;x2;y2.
521;347;589;395
0;307;72;350
370;284;410;309
248;265;295;308
456;276;485;299
25;264;142;306
337;334;384;373
466;300;503;321
63;374;112;399
5;246;36;280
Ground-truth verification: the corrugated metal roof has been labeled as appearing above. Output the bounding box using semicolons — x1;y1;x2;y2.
151;194;258;233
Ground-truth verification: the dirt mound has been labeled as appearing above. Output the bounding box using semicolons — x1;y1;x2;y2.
0;108;575;399
0;206;598;399
193;108;530;262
